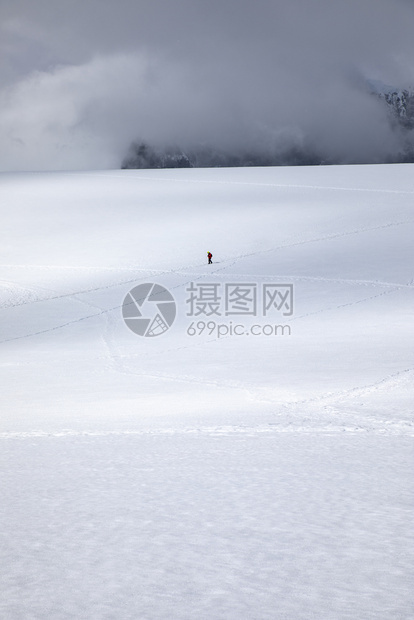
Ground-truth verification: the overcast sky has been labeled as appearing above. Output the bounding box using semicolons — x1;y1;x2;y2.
1;0;414;170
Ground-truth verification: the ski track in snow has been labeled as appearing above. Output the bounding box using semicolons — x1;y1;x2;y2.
0;216;413;336
80;170;414;195
2;268;411;436
0;272;406;360
1;415;413;440
4;267;407;439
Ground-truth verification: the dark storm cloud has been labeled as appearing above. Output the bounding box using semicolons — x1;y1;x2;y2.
1;0;414;170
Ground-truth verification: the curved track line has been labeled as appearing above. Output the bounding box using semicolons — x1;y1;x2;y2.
83;171;414;195
1;218;412;309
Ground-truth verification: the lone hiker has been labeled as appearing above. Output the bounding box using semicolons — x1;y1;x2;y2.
207;251;213;264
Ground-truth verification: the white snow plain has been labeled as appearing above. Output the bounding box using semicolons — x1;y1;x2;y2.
0;164;413;619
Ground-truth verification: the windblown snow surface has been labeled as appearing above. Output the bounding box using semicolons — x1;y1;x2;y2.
1;165;413;619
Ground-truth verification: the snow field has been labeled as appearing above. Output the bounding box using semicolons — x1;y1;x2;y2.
0;164;413;618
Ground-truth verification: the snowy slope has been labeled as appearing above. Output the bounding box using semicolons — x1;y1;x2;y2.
0;164;413;433
1;165;413;619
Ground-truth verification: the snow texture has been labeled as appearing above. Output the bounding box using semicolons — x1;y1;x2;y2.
0;164;413;619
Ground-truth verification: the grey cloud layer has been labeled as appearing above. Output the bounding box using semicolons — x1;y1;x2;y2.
1;0;413;170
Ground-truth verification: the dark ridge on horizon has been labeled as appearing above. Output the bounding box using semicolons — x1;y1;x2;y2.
121;86;414;169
